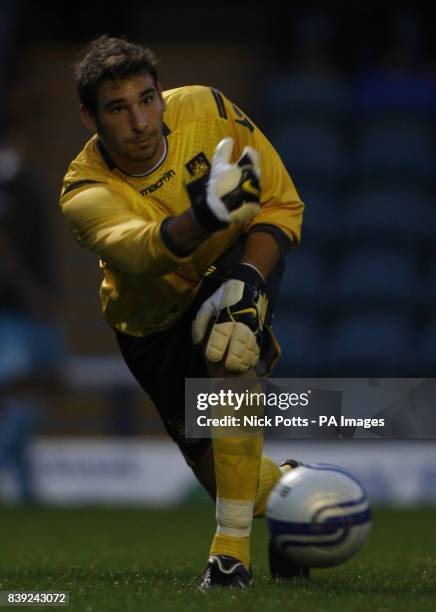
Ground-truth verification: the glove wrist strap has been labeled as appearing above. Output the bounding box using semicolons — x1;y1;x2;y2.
238;262;265;283
231;262;265;289
186;176;228;233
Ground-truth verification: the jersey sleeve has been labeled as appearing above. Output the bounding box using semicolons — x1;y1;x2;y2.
216;92;304;253
60;184;191;276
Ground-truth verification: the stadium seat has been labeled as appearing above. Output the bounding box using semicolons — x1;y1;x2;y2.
411;323;436;375
343;190;434;247
271;314;321;376
326;313;410;375
271;122;349;188
267;71;350;124
336;246;415;307
299;189;344;248
414;266;436;315
279;248;326;307
427;268;436;304
353;71;436;116
355;117;433;181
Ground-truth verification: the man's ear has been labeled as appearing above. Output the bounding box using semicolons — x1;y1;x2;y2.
80;104;97;132
156;82;166;112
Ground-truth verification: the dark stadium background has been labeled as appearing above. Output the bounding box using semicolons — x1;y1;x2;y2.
1;0;435;495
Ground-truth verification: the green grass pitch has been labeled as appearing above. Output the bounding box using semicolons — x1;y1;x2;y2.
0;503;434;611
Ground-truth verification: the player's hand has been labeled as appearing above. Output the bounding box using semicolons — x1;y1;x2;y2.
187;137;261;233
192;263;268;372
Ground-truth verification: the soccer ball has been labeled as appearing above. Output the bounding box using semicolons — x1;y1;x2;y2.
266;463;372;569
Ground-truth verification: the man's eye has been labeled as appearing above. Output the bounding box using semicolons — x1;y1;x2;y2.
111;106;125;114
142;96;153;105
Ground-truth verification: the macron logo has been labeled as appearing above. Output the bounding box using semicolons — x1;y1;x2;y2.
140;169;176;196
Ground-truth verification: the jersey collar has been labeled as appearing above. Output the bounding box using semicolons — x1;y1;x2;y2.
97;127;170;178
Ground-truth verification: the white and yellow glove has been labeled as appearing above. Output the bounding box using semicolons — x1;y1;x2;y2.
187;137;261;233
192;263;268;372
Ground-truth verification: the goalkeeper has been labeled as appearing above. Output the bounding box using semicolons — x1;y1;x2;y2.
60;36;304;588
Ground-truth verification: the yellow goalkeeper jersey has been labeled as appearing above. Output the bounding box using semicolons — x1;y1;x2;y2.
60;85;304;337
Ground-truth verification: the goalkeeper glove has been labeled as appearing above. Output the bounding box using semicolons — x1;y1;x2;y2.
192;263;268;372
187;137;261;233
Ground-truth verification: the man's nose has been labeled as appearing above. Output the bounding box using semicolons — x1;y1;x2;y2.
130;106;147;131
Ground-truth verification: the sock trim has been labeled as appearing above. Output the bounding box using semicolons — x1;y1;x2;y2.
216;497;254;537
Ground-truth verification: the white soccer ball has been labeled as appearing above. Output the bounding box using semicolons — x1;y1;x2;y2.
266;464;372;568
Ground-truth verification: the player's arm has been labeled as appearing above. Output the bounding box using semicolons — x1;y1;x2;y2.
192;92;304;372
217;92;304;258
240;231;280;280
192;230;279;372
61;137;261;276
242;127;304;261
61;184;193;276
162;137;261;255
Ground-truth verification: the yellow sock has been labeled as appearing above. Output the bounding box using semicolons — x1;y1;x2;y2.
253;455;282;518
209;533;250;569
210;435;263;570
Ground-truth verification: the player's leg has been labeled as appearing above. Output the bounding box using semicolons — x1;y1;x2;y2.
116;322;298;584
198;372;298;588
191;238;286;586
115;312;255;585
116;319;258;586
190;445;297;517
196;360;260;588
114;237;288;585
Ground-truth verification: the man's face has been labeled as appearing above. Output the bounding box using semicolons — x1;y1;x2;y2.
82;73;166;174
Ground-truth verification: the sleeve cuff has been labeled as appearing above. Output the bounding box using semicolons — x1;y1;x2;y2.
245;223;294;260
159;218;194;260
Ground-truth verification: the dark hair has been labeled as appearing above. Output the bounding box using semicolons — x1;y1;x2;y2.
74;35;159;113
